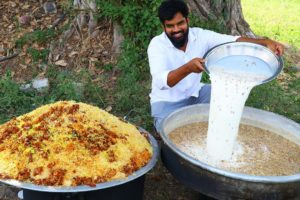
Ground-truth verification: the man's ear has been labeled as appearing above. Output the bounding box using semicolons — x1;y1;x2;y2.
161;23;166;31
186;17;190;24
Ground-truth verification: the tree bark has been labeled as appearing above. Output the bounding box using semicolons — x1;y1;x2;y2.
73;0;97;35
186;0;255;37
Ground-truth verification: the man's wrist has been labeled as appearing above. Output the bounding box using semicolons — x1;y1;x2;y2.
260;38;272;46
183;62;193;74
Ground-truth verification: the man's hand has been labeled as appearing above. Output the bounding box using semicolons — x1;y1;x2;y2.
237;37;285;56
186;58;206;73
264;39;284;56
167;57;205;87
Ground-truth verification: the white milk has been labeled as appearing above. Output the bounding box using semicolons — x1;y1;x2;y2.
206;55;273;161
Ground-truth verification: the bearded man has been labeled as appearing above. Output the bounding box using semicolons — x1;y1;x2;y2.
148;0;284;132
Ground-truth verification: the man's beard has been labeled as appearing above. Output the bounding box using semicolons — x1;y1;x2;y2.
166;28;189;49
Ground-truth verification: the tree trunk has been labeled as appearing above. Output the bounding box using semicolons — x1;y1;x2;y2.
73;0;97;35
186;0;255;37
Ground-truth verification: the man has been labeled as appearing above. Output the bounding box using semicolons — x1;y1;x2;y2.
148;0;284;132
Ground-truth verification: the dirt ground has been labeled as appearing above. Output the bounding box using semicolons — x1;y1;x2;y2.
0;0;115;83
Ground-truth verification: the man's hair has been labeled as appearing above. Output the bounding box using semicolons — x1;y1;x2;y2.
158;0;189;24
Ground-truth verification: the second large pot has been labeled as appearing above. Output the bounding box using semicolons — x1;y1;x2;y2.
160;104;300;200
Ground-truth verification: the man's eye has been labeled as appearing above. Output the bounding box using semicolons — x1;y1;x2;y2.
165;24;174;28
177;21;185;26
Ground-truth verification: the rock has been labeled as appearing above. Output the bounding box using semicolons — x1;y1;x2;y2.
18;15;31;25
73;82;84;97
32;78;49;91
43;2;57;14
0;183;19;200
10;2;17;8
55;60;68;67
20;83;32;92
38;64;48;71
88;17;97;35
105;106;112;112
291;66;300;78
291;66;300;72
33;7;44;19
0;45;4;54
90;29;99;38
102;50;109;56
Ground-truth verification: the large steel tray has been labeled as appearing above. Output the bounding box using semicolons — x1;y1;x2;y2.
0;129;159;193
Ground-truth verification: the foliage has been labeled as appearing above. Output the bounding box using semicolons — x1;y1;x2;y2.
15;28;58;48
27;47;50;63
242;0;300;123
0;72;34;123
0;67;106;124
46;66;106;107
94;0;162;129
246;79;300;122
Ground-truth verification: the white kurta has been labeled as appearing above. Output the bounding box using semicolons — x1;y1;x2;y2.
147;27;239;104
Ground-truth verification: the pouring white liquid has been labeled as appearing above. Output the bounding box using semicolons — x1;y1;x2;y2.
206;55;273;161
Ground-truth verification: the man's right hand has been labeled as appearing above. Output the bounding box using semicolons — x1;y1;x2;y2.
186;58;206;73
167;57;205;87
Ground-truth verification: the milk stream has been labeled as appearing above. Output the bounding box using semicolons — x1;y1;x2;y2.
206;55;273;161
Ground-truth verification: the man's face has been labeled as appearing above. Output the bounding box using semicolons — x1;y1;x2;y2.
163;12;189;49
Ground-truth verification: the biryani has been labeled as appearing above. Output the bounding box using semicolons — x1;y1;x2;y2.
0;101;152;186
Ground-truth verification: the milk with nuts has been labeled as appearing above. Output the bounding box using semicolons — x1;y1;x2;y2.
206;55;273;161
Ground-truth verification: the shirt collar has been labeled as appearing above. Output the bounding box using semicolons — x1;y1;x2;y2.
162;28;196;48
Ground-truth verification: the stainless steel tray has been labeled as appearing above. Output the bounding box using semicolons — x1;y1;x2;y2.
203;42;283;84
0;130;159;193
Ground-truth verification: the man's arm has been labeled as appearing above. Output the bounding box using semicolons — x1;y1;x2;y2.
236;37;284;56
167;58;205;87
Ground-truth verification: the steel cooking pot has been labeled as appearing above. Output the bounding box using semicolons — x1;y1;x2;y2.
0;128;159;193
160;104;300;200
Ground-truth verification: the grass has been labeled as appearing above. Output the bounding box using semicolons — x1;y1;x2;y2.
27;47;50;63
15;28;58;48
0;67;106;124
242;0;300;49
247;79;300;122
241;0;300;123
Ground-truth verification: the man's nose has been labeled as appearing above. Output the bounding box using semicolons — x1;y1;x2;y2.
173;25;180;32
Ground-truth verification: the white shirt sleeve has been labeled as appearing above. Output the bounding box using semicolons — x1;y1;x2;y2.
147;39;171;90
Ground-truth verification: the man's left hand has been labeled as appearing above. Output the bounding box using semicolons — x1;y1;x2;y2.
237;37;285;56
264;39;284;56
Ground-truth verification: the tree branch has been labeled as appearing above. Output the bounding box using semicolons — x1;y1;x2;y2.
0;51;20;62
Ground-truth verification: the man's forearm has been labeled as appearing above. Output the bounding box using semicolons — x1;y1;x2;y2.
236;37;268;46
167;63;191;87
167;57;205;87
236;36;284;56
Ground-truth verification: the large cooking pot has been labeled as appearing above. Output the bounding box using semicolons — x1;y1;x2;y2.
0;128;159;194
160;104;300;200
